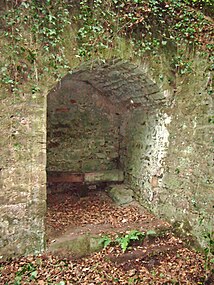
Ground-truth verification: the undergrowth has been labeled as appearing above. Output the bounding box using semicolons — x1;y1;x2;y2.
73;0;213;62
0;0;213;96
100;229;157;252
0;0;73;98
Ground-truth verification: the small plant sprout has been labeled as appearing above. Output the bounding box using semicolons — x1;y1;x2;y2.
99;235;112;248
116;230;146;252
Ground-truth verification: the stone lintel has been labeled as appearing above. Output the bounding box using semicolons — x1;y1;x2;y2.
48;170;124;184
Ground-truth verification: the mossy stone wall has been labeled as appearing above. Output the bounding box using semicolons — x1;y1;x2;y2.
0;94;46;258
159;64;213;245
124;57;213;247
0;54;213;259
47;77;120;173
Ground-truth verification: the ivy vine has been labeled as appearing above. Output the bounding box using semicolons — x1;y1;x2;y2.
0;0;213;94
73;0;213;73
0;0;71;95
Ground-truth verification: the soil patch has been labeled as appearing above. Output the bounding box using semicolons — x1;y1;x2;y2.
1;189;212;284
1;233;213;284
46;190;170;243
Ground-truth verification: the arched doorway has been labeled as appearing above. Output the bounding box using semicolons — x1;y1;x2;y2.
46;59;171;246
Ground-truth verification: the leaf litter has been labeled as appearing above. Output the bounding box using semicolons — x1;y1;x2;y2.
1;190;213;284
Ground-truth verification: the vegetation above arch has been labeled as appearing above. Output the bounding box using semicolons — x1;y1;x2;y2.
0;0;213;96
75;0;213;58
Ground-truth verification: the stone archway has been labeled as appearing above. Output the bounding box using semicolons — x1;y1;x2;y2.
47;59;171;205
1;55;212;259
0;58;173;259
0;52;213;257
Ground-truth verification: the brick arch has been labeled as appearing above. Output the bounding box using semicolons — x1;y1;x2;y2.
65;59;168;108
47;59;171;192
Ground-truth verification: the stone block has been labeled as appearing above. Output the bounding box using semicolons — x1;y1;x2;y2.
107;184;134;205
85;169;124;183
49;234;103;258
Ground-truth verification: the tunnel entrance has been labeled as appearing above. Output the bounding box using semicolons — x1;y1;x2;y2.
46;59;171;246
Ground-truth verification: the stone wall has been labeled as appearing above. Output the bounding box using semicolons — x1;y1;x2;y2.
122;109;171;202
0;55;213;259
47;78;120;173
123;58;213;247
158;63;213;246
0;94;46;258
47;60;166;175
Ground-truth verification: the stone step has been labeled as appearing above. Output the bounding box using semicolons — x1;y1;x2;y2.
48;219;172;258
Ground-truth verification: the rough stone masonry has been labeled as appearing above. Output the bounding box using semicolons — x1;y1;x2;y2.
0;58;213;258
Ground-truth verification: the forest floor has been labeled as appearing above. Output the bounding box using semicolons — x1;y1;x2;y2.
0;190;213;285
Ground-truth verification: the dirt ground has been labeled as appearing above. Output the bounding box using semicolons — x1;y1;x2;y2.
0;189;213;284
46;190;170;242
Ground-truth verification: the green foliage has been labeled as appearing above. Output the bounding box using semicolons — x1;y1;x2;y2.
204;231;214;271
74;0;118;59
116;230;146;252
16;263;35;276
0;0;71;95
0;0;212;95
12;263;38;284
208;116;214;124
72;0;212;72
183;0;214;16
99;235;112;248
99;230;157;252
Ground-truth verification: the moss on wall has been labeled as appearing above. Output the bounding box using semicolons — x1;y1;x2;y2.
0;93;47;258
47;79;120;172
123;56;213;248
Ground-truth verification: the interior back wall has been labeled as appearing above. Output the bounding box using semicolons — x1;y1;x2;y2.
47;79;120;173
